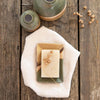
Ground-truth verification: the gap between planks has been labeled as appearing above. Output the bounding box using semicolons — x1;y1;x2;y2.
19;0;23;100
77;0;81;100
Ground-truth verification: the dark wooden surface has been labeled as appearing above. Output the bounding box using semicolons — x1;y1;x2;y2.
0;0;100;100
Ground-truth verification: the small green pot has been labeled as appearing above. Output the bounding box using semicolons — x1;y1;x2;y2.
20;10;40;32
33;0;66;21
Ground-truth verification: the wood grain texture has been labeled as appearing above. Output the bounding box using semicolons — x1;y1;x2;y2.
21;5;39;100
21;0;79;100
0;0;100;99
79;0;100;100
0;0;20;100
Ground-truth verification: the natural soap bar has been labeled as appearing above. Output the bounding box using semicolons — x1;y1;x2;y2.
41;50;60;78
36;43;64;83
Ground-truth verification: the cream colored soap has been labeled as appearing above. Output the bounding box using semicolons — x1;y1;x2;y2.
41;50;60;78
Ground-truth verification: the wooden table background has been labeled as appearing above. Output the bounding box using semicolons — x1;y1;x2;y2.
0;0;100;100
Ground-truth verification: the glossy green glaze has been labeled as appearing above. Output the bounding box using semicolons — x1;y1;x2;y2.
33;0;66;17
20;10;40;32
37;59;63;83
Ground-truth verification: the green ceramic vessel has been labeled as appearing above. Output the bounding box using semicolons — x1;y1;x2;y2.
33;0;66;21
20;10;40;32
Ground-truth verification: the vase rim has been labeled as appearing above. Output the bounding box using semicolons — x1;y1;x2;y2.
44;0;56;4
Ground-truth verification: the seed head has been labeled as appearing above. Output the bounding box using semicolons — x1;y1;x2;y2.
73;12;76;15
91;18;95;22
91;14;95;18
81;24;84;28
89;21;92;24
76;12;79;15
79;19;84;23
79;14;83;17
88;10;91;14
88;13;91;16
83;6;87;9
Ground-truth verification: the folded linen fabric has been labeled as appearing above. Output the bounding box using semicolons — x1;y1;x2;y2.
21;26;80;98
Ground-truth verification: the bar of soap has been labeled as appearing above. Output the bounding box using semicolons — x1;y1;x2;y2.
36;43;64;83
41;50;60;78
37;43;63;65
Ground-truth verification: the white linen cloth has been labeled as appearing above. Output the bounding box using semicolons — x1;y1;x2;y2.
21;26;80;98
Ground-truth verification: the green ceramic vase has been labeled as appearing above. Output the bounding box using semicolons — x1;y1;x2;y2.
20;10;40;32
33;0;66;21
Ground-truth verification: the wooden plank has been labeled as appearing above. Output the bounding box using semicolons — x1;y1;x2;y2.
79;0;100;100
21;0;79;100
21;5;39;100
0;0;20;100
